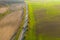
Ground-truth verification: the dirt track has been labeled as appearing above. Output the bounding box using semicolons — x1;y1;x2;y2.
0;9;23;40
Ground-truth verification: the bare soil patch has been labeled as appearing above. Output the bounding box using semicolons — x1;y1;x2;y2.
0;8;23;40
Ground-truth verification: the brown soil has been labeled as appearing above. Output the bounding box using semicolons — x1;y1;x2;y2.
0;7;9;14
0;9;23;40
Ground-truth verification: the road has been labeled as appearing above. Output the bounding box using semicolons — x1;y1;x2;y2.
18;3;28;40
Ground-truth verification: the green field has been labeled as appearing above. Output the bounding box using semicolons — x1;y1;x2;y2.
25;1;60;40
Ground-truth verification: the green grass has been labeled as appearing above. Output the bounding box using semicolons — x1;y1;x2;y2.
25;1;60;40
24;3;36;40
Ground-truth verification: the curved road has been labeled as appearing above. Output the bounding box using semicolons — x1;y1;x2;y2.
18;3;28;40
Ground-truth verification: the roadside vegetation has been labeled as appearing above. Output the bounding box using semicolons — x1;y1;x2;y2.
24;2;38;40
